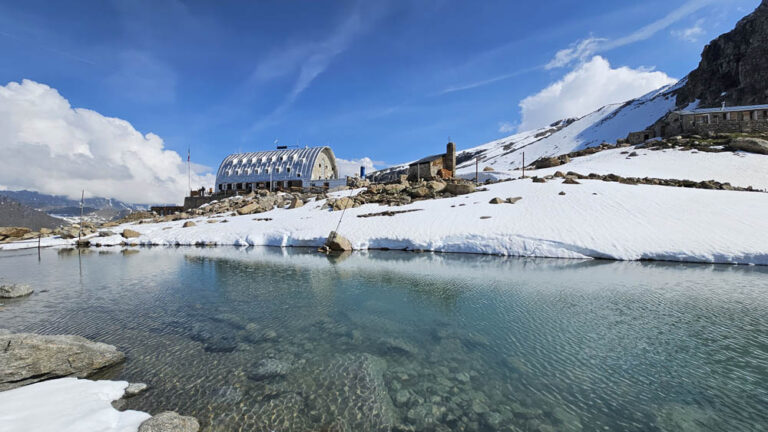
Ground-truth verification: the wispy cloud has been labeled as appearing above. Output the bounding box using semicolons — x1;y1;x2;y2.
672;19;706;42
250;5;381;130
437;66;540;95
547;0;717;69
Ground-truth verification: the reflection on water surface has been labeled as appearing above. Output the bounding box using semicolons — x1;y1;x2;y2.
1;247;766;432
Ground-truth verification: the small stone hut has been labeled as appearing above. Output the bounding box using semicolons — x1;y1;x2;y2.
628;104;768;144
407;142;456;181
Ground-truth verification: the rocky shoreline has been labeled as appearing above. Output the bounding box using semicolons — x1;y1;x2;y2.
0;327;199;431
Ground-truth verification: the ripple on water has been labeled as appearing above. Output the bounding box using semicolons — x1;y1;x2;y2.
0;248;767;431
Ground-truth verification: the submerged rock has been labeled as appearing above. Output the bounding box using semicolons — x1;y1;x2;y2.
247;358;292;381
138;411;200;432
0;284;33;298
0;331;125;391
125;382;149;397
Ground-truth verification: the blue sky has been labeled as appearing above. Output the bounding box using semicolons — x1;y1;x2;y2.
0;0;761;188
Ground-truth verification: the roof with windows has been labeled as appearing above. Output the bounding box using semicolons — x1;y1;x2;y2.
215;146;337;188
675;104;768;115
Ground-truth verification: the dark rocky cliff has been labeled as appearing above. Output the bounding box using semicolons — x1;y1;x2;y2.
676;0;768;108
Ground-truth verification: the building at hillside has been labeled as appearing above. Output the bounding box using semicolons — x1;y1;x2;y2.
627;104;768;144
214;146;340;193
407;142;457;181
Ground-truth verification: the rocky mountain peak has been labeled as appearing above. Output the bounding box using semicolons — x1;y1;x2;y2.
676;0;768;108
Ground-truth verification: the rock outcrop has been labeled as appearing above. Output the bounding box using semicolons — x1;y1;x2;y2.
0;284;33;298
122;229;141;239
677;0;768;108
138;411;200;432
730;137;768;154
325;231;352;252
0;331;125;391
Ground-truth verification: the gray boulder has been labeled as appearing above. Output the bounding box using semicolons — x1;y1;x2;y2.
0;331;125;391
730;137;768;155
138;411;200;432
122;229;141;239
0;284;33;298
325;231;352;251
444;182;476;195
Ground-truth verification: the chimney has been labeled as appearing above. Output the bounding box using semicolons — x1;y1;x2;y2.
722;102;726;111
445;142;456;173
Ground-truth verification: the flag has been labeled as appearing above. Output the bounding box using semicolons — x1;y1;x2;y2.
187;148;190;162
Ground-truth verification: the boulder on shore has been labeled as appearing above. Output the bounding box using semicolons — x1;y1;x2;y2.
122;229;141;239
0;227;31;240
0;284;33;298
0;331;125;391
138;411;200;432
325;231;352;251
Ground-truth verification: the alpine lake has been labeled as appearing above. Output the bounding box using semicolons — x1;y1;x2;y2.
0;246;766;432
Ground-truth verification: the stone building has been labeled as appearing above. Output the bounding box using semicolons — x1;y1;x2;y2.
627;104;768;144
214;146;340;193
407;142;456;181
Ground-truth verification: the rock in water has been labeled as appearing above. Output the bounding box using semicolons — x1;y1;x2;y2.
138;411;200;432
247;358;291;381
0;332;125;391
247;353;396;431
125;382;149;397
0;284;33;298
325;231;352;251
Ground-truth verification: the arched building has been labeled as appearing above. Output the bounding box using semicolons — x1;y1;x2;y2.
214;146;339;193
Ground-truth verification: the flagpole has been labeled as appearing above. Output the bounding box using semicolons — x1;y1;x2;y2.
187;147;191;196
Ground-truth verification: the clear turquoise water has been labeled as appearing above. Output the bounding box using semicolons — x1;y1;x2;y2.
0;247;766;432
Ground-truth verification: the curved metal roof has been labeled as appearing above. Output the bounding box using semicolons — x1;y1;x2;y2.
215;146;337;188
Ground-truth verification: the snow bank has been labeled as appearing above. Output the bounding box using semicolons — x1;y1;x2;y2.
0;378;150;432
5;179;767;265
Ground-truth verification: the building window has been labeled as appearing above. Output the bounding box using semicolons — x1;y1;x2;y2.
287;167;291;173
227;184;232;191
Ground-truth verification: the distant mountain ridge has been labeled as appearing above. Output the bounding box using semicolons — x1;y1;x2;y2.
0;190;149;224
0;195;64;230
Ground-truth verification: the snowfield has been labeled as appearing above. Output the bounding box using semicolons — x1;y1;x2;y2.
4;178;768;265
0;378;150;432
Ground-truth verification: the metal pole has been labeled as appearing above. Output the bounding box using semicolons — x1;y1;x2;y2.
78;190;84;242
475;158;478;185
522;152;525;179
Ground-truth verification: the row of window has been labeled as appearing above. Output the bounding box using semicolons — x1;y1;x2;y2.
689;110;768;124
225;165;297;176
230;154;301;166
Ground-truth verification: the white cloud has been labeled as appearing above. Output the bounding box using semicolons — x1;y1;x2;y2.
518;56;676;131
498;121;516;133
0;79;214;205
335;157;379;178
672;19;706;42
545;37;606;70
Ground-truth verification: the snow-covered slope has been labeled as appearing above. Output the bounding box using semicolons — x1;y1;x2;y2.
370;81;682;181
5;180;767;265
456;81;682;175
532;146;768;190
